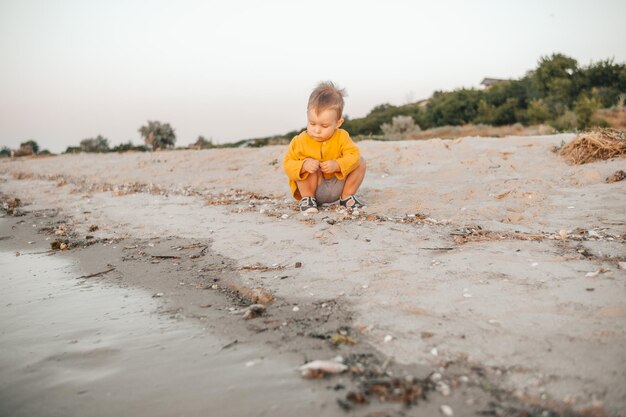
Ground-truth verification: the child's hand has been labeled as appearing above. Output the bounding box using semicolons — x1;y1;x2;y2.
302;158;320;174
320;160;339;174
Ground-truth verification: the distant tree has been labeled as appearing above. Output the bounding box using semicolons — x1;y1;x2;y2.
39;149;52;155
193;135;214;149
80;135;110;153
64;146;82;154
529;53;578;106
14;144;34;157
575;58;624;107
138;121;176;150
426;89;482;127
20;140;39;154
0;146;10;157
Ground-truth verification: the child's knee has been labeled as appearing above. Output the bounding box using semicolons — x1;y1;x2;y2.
302;169;320;182
353;157;366;174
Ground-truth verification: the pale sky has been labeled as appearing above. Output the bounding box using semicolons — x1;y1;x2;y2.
1;0;625;153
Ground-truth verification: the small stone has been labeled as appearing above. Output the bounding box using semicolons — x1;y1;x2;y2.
152;292;164;298
618;262;626;270
281;214;289;219
292;306;300;312
383;335;393;343
437;381;451;396
430;348;438;356
430;372;442;382
295;262;302;268
440;405;454;416
559;229;568;240
362;284;369;289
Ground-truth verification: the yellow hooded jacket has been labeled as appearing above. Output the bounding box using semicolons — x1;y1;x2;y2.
283;129;361;200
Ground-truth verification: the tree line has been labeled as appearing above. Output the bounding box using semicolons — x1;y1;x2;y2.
342;53;625;136
3;53;622;157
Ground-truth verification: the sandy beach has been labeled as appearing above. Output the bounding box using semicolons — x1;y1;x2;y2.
1;134;625;416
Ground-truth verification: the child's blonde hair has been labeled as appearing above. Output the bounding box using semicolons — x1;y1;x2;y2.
307;81;346;120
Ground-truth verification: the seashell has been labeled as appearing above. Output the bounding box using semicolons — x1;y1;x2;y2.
299;360;347;378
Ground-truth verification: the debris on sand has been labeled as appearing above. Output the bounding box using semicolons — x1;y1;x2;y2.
237;286;274;305
606;169;626;183
330;333;359;346
1;197;23;216
243;304;266;320
76;266;116;279
50;239;70;250
560;129;626;165
346;375;432;407
451;227;544;244
239;263;284;272
299;360;348;378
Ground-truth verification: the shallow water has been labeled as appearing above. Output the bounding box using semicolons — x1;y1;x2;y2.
0;238;341;416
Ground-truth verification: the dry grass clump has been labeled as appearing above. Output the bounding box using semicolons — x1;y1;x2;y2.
560;128;626;164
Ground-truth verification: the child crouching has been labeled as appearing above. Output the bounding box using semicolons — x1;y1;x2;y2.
283;82;366;214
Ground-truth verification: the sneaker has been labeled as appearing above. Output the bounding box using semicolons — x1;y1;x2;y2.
299;197;319;214
339;195;365;209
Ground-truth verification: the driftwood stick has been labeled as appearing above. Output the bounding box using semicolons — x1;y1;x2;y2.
77;267;116;279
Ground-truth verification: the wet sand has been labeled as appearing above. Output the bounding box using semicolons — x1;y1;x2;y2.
1;214;481;417
1;134;625;416
0;220;347;417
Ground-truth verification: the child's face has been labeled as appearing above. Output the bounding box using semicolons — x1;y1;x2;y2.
306;108;344;142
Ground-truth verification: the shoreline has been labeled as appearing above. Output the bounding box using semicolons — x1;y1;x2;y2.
3;204;583;417
1;135;624;415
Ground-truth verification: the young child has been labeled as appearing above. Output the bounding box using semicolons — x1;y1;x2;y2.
283;82;366;214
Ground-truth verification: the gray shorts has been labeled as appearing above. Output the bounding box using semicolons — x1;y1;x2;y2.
315;177;344;204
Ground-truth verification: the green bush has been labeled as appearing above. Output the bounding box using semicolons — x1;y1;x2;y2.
526;99;552;124
80;135;110;153
380;115;420;139
111;141;149;153
574;94;602;130
550;111;577;131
